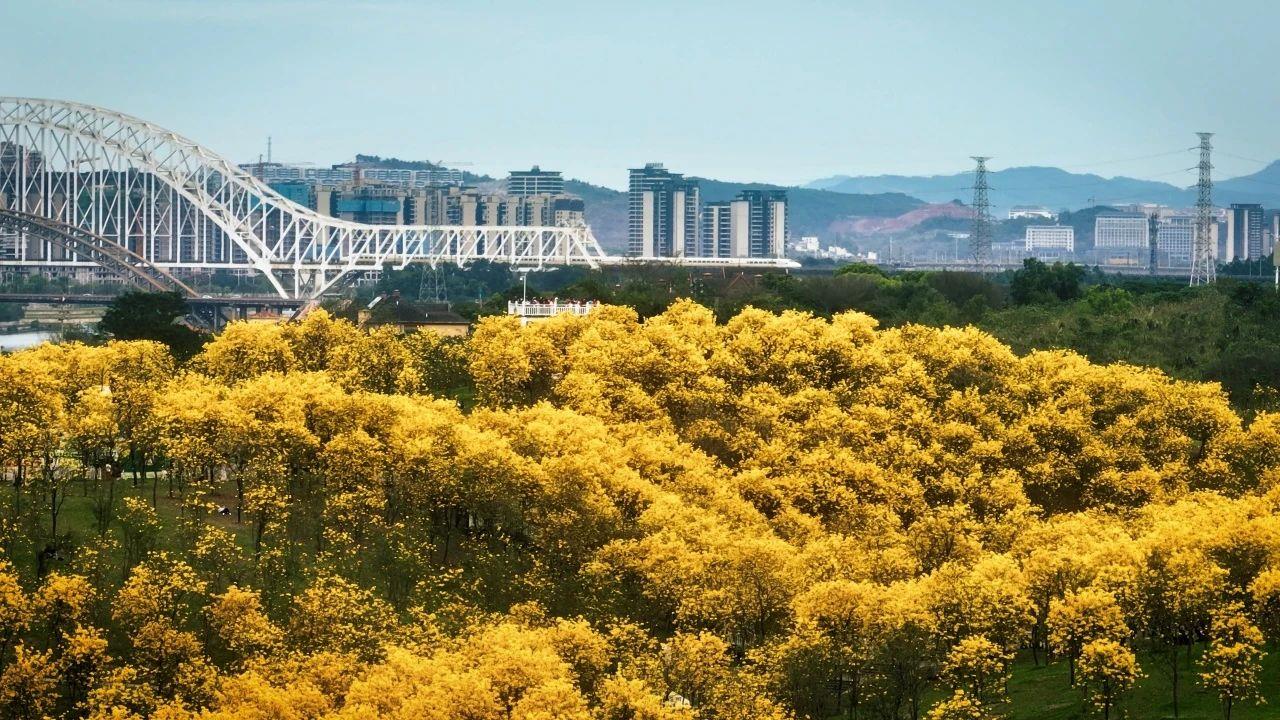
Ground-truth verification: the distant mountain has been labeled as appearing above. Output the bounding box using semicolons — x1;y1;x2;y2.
1215;160;1280;205
565;180;629;252
810;162;1280;213
828;201;972;236
567;178;924;252
809;166;1192;213
692;178;922;237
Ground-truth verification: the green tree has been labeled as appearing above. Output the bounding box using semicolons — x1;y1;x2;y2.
1008;258;1085;305
98;291;205;359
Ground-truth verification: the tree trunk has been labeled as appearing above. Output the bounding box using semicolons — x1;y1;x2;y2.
50;485;58;538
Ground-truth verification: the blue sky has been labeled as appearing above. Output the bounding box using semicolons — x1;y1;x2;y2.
3;0;1277;189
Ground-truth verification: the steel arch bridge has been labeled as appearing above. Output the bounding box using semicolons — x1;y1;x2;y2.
0;97;612;299
0;208;198;296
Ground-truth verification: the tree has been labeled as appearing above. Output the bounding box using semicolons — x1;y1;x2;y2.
1008;259;1085;305
793;580;882;718
1137;547;1226;718
287;574;394;663
99;291;205;359
1248;567;1280;645
205;586;282;669
0;644;56;720
1047;588;1127;687
941;635;1012;705
1077;639;1140;720
926;690;992;720
1200;603;1266;720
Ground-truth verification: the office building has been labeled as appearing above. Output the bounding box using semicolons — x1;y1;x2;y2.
269;181;312;208
1008;205;1055;220
1024;225;1074;253
629;163;699;257
1226;203;1264;262
1155;213;1195;266
1094;212;1149;248
507;166;565;196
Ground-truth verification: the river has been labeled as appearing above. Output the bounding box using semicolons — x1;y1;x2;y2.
0;330;56;351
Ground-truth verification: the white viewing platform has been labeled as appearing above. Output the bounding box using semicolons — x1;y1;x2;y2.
508;299;598;326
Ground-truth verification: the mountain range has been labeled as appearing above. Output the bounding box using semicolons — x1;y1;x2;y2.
807;161;1280;214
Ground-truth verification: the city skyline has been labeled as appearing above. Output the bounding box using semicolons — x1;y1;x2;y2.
5;0;1280;189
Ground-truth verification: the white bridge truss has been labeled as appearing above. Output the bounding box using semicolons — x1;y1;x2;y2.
0;97;615;299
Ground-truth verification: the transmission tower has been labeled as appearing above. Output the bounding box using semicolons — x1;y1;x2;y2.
969;156;993;268
1148;212;1159;275
419;264;448;304
1190;132;1215;286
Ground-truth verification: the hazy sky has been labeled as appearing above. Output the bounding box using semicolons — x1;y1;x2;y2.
4;0;1277;189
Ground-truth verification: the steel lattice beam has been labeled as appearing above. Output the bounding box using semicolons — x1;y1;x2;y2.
0;209;198;296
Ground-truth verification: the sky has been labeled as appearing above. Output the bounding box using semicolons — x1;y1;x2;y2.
3;0;1278;189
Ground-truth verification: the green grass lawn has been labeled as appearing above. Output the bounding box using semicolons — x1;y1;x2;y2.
998;649;1280;720
8;472;258;581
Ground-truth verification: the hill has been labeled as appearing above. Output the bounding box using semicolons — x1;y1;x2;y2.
564;179;629;253
827;200;972;235
567;178;924;252
1214;159;1280;204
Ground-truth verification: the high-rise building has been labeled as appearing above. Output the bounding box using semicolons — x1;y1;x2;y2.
695;191;788;259
552;197;586;227
507;166;565;197
628;163;699;257
734;190;788;258
1094;212;1149;248
307;181;583;230
1024;225;1074;253
1226;203;1264;261
320;184;406;224
700;202;733;257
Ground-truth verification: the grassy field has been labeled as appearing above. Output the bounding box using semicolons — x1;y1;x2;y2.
997;649;1280;720
8;472;257;580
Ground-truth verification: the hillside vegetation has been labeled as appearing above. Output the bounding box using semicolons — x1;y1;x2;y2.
3;304;1280;718
564;179;923;251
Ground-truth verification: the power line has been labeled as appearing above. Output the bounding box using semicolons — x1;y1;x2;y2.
1056;148;1191;171
1214;149;1275;166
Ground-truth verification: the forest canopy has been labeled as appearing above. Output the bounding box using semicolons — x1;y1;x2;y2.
1;302;1279;719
